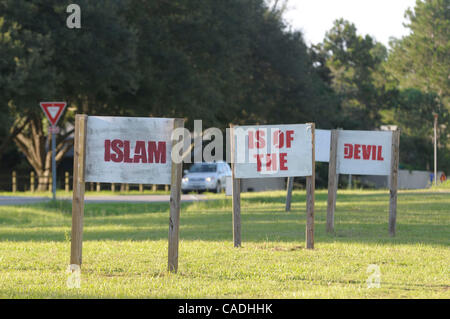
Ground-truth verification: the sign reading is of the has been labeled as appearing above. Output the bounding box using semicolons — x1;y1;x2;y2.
232;124;313;178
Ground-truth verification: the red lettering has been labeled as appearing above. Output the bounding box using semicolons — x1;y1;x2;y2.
253;154;263;172
286;130;294;148
280;153;288;170
344;143;384;161
148;141;166;163
133;141;147;163
362;145;371;160
377;146;384;161
248;131;254;149
266;153;277;171
111;139;124;162
354;144;361;159
104;140;111;162
123;140;133;163
344;144;353;159
256;130;266;149
273;130;284;149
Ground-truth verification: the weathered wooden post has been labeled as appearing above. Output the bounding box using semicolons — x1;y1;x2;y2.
389;129;400;236
229;124;241;248
305;123;315;249
12;171;17;193
326;130;339;233
71;114;87;267
285;177;294;212
168;118;184;273
30;171;35;192
96;182;100;192
152;184;157;192
111;183;115;192
139;184;143;192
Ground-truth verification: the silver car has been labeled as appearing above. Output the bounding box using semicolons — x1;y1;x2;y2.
182;161;231;194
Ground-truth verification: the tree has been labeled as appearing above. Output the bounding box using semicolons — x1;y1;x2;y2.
0;0;139;190
387;0;450;110
322;19;388;130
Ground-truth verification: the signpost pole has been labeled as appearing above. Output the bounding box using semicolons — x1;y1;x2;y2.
326;130;339;233
305;123;315;249
433;114;438;186
51;129;56;200
40;102;67;200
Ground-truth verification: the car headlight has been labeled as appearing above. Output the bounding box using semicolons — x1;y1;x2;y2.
182;177;188;183
205;177;215;182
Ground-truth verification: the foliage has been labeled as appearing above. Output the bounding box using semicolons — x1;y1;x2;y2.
387;0;450;110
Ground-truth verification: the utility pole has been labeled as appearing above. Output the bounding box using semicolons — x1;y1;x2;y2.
433;113;438;186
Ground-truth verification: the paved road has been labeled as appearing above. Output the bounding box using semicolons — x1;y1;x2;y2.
0;194;208;206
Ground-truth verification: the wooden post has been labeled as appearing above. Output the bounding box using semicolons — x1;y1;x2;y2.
12;171;17;192
305;123;315;249
139;184;143;192
111;183;115;192
230;124;241;247
152;184;157;192
125;184;129;192
285;177;294;212
389;129;400;237
30;171;35;192
326;130;339;233
96;182;100;192
168;118;184;273
165;184;169;192
65;172;69;192
70;114;87;266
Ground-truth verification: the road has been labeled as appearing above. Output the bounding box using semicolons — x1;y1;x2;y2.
0;194;208;206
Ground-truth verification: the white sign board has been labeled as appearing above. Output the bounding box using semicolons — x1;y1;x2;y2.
85;116;174;184
337;130;392;176
232;124;313;178
315;129;331;162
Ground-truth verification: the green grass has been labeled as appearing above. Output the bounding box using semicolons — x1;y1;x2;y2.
0;189;449;298
431;180;450;190
0;189;170;197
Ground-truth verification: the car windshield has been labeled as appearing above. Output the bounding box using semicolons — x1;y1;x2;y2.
188;163;217;173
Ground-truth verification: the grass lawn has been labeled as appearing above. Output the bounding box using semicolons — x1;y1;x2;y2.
0;189;448;298
0;189;170;197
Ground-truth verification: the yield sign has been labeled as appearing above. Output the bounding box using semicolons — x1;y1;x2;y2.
40;102;67;126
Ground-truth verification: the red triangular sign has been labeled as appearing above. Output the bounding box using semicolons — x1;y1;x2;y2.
40;102;67;126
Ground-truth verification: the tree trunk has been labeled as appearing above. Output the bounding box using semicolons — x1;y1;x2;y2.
12;114;74;192
37;169;51;191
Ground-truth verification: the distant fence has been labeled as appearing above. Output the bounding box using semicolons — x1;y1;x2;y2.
2;171;170;193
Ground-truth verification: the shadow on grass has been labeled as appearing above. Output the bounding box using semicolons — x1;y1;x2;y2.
0;192;448;246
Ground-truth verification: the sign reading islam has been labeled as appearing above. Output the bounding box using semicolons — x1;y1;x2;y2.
84;116;174;184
